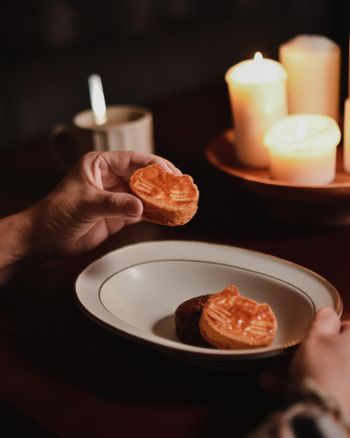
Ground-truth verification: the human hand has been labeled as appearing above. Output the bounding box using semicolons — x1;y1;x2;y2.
25;151;180;257
291;307;350;419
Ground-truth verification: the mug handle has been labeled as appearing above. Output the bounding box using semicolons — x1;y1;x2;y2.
50;123;80;171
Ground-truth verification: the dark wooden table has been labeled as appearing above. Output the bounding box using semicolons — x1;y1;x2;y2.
1;84;350;437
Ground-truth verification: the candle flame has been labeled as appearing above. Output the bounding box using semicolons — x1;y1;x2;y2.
88;74;107;126
254;52;263;61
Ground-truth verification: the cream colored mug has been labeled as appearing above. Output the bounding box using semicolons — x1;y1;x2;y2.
52;105;154;169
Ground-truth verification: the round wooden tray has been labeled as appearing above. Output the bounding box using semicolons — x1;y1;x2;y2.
205;130;350;226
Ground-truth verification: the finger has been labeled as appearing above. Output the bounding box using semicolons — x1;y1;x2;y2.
124;151;181;175
100;151;181;179
111;193;144;218
82;151;182;191
309;307;341;337
161;159;182;175
89;192;144;219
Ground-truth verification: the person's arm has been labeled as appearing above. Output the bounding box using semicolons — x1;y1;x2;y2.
252;308;350;437
0;150;180;285
0;211;37;284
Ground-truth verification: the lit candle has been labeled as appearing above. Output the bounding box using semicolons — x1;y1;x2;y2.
264;114;341;185
343;37;350;173
225;52;287;168
344;99;350;172
279;34;340;121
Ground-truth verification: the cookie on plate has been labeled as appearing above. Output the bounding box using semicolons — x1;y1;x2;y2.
199;285;277;349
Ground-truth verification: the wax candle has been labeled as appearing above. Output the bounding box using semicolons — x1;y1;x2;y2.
343;37;350;173
225;52;288;168
264;114;341;185
344;98;350;172
279;34;340;121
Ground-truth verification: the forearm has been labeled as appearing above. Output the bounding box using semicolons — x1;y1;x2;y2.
0;210;37;285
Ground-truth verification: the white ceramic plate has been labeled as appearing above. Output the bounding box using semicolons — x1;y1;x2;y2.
75;240;342;369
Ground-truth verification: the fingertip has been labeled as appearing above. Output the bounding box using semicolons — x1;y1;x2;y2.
155;158;182;175
316;307;338;319
166;164;182;176
162;160;181;174
311;307;340;336
125;196;143;217
172;166;183;175
166;160;182;175
318;307;335;314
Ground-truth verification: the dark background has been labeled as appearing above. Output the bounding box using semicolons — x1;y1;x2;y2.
1;0;349;146
0;4;349;436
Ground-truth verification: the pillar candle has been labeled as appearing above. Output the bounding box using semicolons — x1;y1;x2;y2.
344;99;350;172
264;114;341;185
279;34;340;121
343;37;350;173
225;53;288;169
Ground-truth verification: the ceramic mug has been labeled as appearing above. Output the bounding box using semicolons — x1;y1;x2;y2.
51;105;154;169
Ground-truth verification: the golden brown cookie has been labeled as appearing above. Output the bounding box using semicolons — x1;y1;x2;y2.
129;163;199;226
199;285;277;349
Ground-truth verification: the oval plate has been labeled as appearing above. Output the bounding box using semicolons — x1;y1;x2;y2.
75;240;342;369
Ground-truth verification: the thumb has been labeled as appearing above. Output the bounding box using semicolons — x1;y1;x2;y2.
91;192;143;219
309;307;340;337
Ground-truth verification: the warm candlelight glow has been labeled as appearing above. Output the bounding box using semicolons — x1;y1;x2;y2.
279;34;340;120
343;37;350;173
343;99;350;172
295;120;307;145
225;55;287;168
227;54;286;84
264;114;341;184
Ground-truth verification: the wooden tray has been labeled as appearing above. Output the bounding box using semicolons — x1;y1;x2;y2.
205;130;350;226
